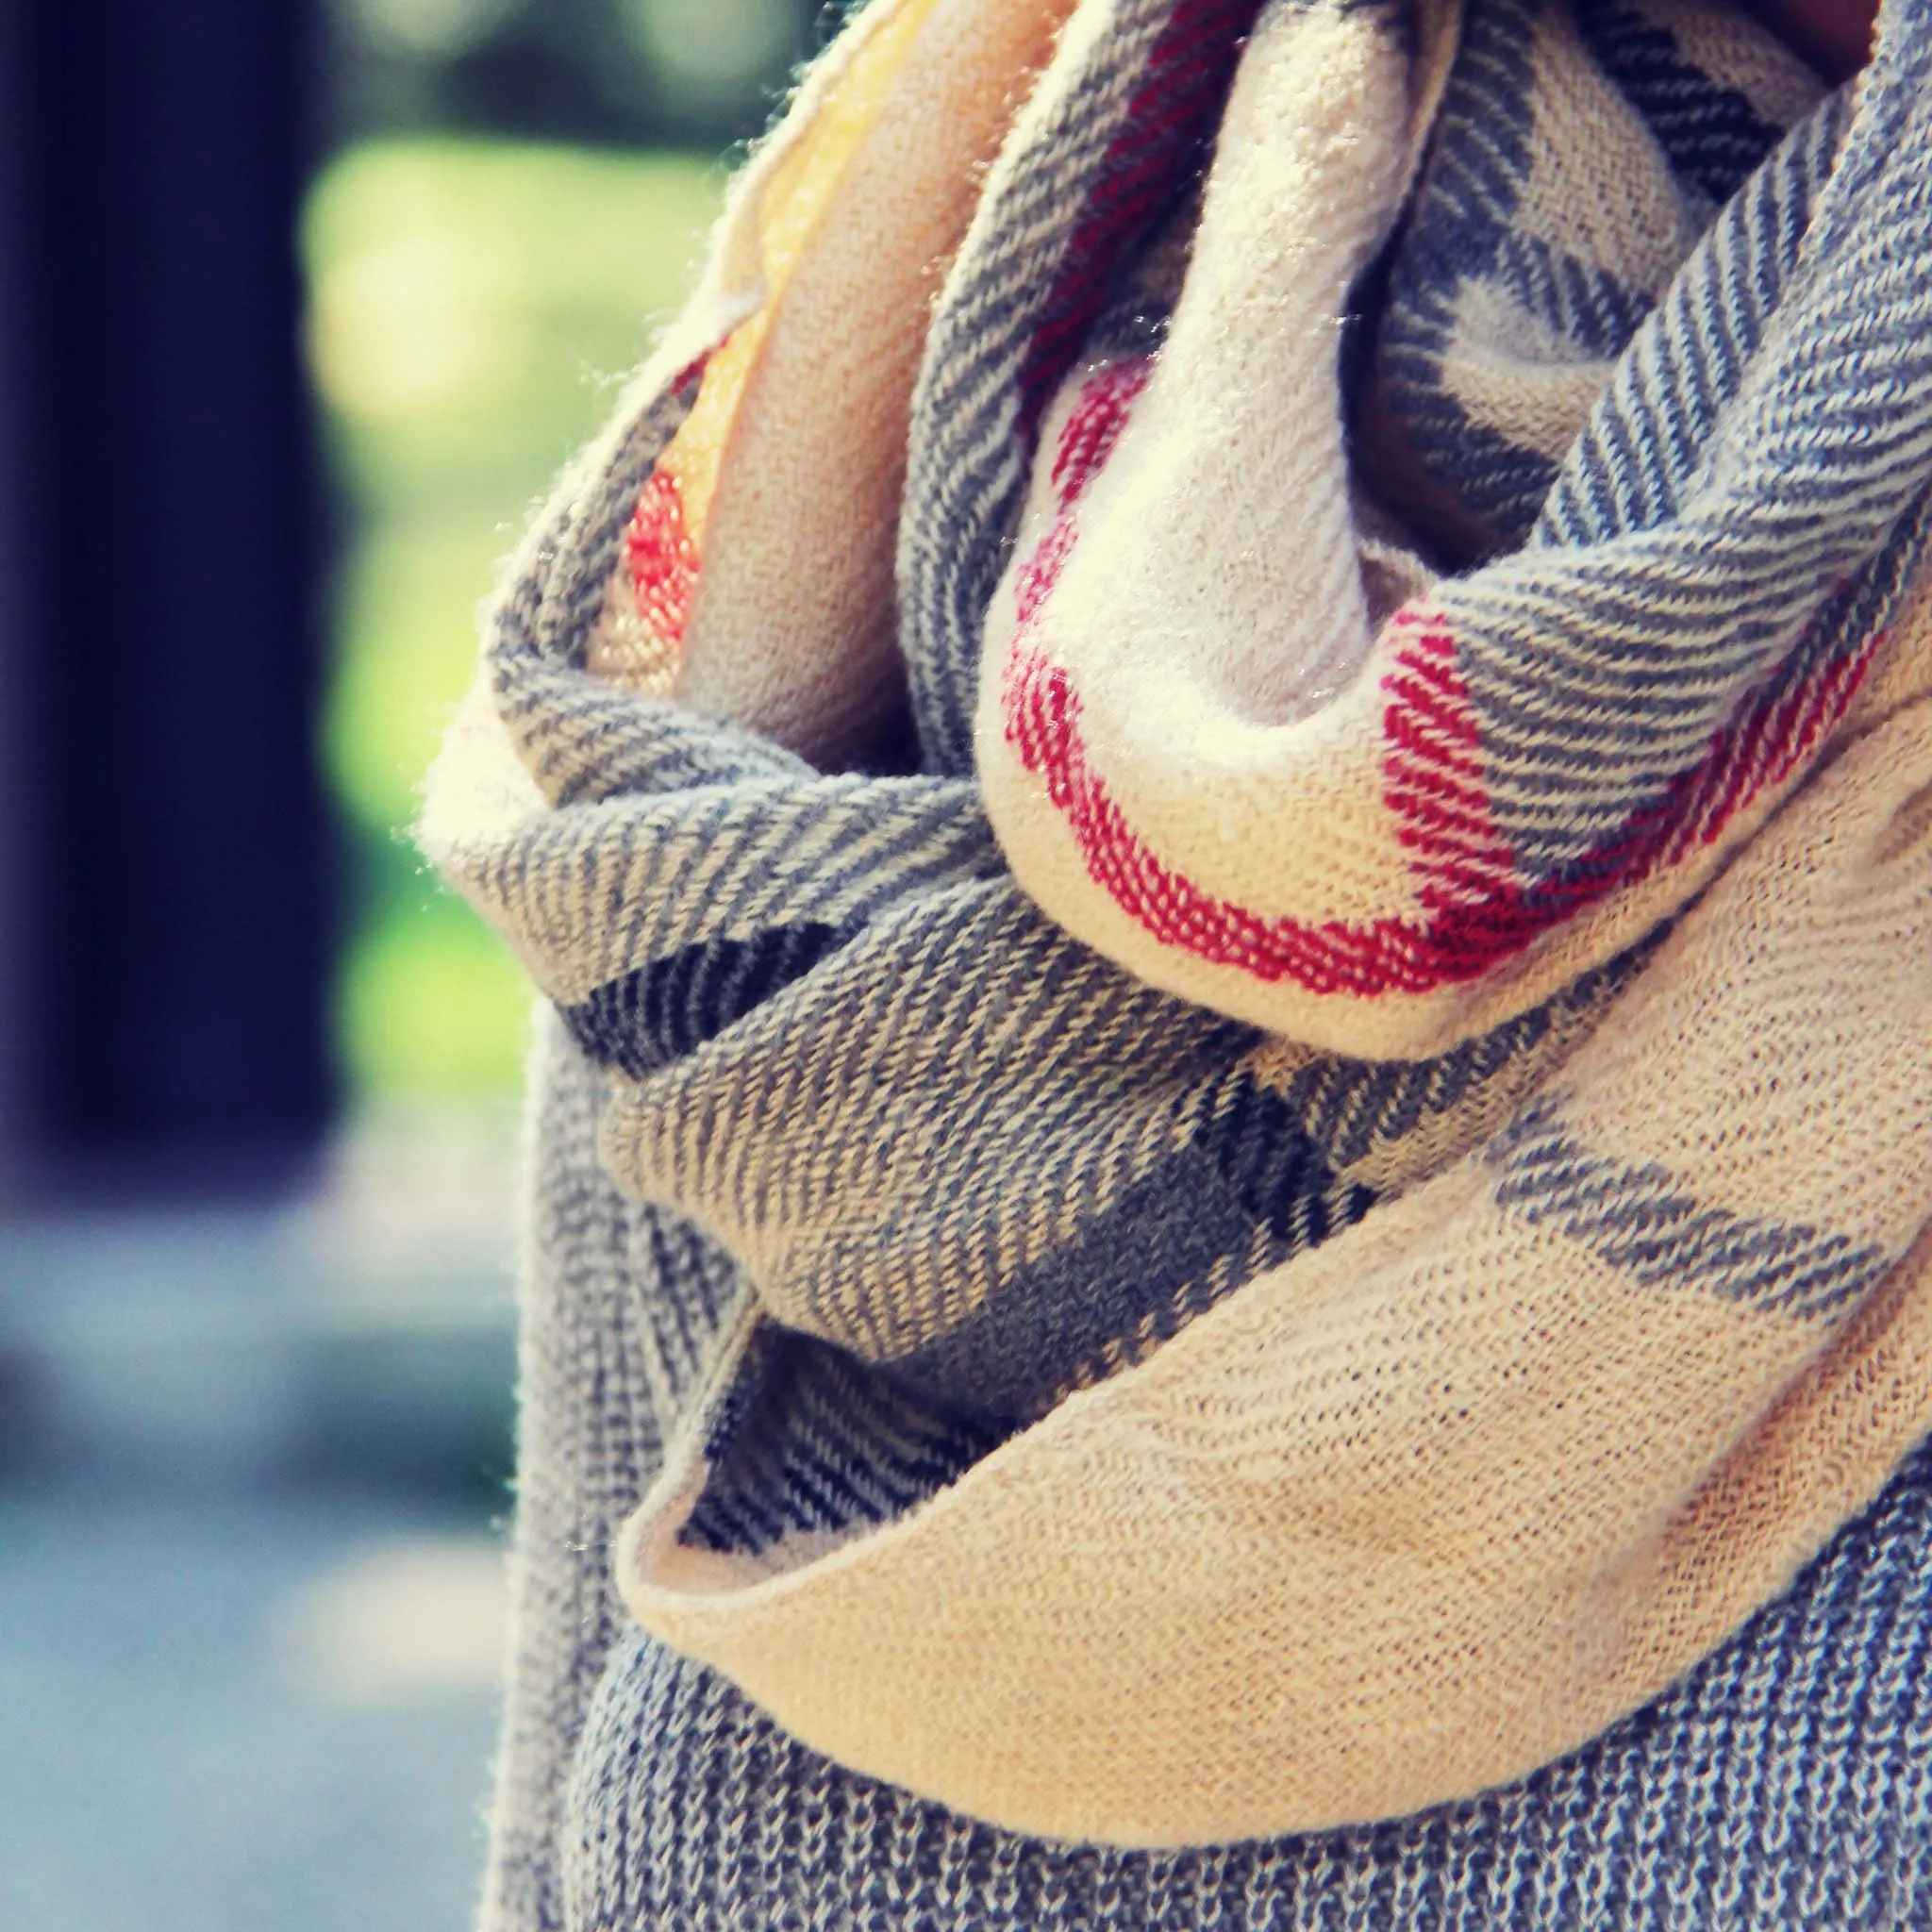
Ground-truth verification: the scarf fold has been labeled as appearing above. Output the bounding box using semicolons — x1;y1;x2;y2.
425;0;1932;1849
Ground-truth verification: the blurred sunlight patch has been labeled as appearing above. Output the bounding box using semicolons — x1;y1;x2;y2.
282;1536;509;1704
345;0;525;61
622;0;799;97
304;139;724;1097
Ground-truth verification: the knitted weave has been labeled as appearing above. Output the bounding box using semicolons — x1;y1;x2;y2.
431;0;1932;1916
493;1022;1932;1930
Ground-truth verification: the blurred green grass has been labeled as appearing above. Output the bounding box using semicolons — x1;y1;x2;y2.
304;139;724;1095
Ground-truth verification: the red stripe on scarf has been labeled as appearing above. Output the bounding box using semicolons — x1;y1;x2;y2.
626;467;701;647
622;347;715;649
1000;371;1882;1003
1013;0;1268;433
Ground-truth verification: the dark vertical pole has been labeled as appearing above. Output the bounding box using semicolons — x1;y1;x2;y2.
0;0;32;1207
14;0;336;1192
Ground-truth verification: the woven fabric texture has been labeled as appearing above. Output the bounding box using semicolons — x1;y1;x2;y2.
478;1022;1932;1930
432;0;1932;1914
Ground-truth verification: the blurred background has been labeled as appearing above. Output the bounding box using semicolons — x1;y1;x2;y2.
0;4;839;1925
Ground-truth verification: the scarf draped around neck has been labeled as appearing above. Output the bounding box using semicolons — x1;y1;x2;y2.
425;0;1932;1850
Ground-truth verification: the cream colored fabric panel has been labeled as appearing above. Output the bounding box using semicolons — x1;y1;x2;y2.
621;706;1932;1844
677;0;1080;761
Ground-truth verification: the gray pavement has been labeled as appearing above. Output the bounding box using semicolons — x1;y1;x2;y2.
0;1485;506;1932
0;1122;529;1929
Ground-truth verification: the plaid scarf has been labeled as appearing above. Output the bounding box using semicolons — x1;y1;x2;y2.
426;0;1932;1849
